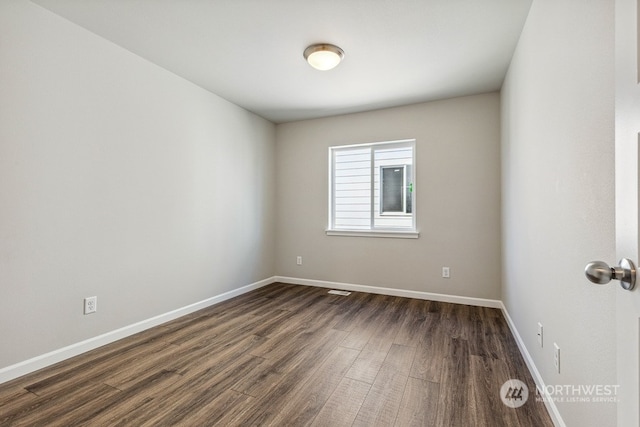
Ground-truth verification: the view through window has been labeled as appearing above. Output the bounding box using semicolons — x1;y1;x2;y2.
328;139;416;235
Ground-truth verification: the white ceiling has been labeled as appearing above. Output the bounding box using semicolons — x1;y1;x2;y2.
32;0;532;123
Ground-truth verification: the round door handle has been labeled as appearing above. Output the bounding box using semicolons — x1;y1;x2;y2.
585;258;636;291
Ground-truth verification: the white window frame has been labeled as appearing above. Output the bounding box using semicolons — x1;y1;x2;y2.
327;139;418;239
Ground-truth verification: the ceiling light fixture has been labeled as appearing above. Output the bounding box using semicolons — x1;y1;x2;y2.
303;43;344;71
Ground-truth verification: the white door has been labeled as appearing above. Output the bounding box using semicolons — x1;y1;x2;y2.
615;0;640;424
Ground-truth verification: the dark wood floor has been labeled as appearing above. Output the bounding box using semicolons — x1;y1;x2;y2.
0;283;553;426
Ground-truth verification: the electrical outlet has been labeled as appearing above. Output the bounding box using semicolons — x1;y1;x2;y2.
442;267;450;278
553;343;560;373
537;322;543;348
84;296;97;315
296;256;303;266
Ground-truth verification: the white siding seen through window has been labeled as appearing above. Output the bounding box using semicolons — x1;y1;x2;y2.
329;139;416;237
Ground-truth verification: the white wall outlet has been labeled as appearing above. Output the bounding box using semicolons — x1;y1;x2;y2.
296;256;302;266
553;342;560;373
442;267;450;278
537;322;543;348
84;296;97;315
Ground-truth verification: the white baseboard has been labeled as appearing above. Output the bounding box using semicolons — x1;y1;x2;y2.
275;276;503;308
0;277;276;385
500;302;565;427
0;274;561;427
2;275;498;385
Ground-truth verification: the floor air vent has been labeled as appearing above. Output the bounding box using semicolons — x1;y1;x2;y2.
328;290;351;296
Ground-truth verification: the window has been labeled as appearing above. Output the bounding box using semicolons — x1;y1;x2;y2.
328;139;417;238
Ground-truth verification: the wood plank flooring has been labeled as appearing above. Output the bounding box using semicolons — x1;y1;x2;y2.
0;283;554;426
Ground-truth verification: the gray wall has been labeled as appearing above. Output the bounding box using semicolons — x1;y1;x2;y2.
275;93;502;299
2;5;618;426
0;0;276;369
501;1;616;425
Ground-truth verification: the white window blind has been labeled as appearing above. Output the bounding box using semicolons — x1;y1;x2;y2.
329;139;416;237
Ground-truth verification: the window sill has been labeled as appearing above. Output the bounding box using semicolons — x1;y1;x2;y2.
326;229;419;239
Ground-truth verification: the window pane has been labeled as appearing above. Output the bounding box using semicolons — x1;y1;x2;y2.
382;167;404;212
406;165;412;214
373;144;413;228
333;147;371;229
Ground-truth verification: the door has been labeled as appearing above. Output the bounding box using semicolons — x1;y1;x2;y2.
616;0;640;424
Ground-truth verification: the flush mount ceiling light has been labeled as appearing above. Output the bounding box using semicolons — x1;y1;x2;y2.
303;43;344;71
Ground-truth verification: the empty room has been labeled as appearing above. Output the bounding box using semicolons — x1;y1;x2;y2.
1;0;637;426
